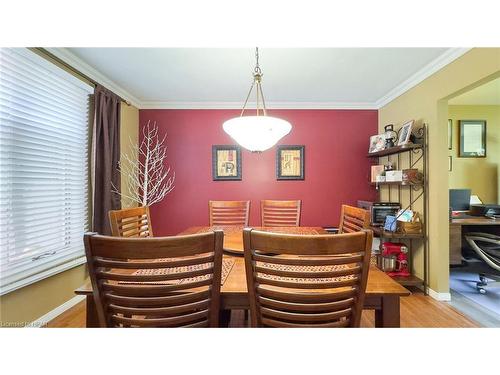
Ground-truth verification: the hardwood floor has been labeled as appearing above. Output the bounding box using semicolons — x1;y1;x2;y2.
46;291;479;328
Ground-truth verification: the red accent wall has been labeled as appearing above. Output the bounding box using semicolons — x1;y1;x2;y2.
139;109;378;236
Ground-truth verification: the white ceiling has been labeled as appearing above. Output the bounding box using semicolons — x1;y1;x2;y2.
49;48;470;109
448;77;500;105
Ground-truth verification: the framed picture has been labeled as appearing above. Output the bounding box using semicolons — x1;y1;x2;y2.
397;120;414;146
276;145;304;180
459;120;486;157
212;145;241;180
368;134;386;153
371;165;385;183
448;119;453;150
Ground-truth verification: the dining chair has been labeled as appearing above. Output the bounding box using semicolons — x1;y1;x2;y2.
261;200;301;227
84;230;224;327
209;200;250;226
108;206;153;237
243;228;373;327
338;204;370;234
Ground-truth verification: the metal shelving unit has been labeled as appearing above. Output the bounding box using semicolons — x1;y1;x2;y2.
367;124;428;293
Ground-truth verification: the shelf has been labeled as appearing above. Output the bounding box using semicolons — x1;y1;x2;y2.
373;262;425;286
367;143;423;157
391;275;424;287
366;123;427;293
370;181;423;187
371;226;425;239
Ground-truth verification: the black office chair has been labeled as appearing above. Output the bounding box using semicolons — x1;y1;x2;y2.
464;232;500;294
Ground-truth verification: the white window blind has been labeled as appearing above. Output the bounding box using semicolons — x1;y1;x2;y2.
0;48;93;295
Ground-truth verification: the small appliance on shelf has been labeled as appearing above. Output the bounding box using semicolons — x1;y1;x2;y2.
377;242;410;277
357;201;401;227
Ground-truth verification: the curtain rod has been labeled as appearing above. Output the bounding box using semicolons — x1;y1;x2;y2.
29;48;131;106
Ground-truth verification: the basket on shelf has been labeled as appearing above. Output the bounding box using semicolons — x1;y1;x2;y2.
397;213;422;234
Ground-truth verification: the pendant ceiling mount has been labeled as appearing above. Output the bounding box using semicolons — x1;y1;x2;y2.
222;48;292;152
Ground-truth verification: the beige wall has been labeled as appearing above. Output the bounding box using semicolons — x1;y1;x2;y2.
448;105;500;204
379;48;500;294
0;104;139;325
120;104;140;208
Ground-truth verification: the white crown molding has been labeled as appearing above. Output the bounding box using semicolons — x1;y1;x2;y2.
45;48;471;110
375;48;472;109
45;48;142;108
140;101;379;110
29;295;86;328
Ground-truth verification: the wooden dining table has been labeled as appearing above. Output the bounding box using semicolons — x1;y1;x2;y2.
75;226;410;328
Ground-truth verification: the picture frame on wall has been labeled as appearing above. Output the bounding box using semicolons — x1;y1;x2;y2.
212;145;242;180
276;145;305;180
459;120;486;157
397;120;414;146
448;119;453;150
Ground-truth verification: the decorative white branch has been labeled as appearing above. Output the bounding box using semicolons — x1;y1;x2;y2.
112;121;175;207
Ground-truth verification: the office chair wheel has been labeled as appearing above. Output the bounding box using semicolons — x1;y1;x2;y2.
476;280;487;293
479;275;488;285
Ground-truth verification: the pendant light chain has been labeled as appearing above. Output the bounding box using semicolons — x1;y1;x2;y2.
254;47;262;75
239;47;268;117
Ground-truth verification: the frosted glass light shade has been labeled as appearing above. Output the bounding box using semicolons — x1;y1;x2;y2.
222;116;292;152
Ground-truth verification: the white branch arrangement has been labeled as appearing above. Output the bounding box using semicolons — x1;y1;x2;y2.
112;121;175;207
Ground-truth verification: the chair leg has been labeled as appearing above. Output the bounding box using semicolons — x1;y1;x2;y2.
219;309;231;327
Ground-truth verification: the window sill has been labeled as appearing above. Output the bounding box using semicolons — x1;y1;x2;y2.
0;256;87;296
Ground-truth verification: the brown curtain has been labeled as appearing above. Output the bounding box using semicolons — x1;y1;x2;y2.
92;85;121;235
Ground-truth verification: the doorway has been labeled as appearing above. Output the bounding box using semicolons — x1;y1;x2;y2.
446;77;500;326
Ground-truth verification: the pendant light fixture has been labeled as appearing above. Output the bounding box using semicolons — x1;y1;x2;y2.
223;48;292;152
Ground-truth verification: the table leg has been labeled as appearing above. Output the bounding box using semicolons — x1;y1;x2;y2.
374;295;400;328
85;295;99;328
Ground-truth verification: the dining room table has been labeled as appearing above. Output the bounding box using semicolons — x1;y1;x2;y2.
75;226;411;328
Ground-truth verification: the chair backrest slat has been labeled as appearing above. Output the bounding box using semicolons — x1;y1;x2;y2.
209;200;250;226
84;230;224;327
338;205;370;234
261;200;301;227
243;228;372;328
109;206;153;237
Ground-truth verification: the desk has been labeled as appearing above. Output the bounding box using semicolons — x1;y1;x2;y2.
75;226;410;328
450;217;500;265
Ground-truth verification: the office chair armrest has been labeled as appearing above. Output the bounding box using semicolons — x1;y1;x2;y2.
465;233;500;245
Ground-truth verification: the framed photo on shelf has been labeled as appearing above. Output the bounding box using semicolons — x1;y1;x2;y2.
371;165;385;183
368;134;386;153
448;119;453;150
397;120;414;146
212;145;242;180
276;145;304;180
459;120;486;157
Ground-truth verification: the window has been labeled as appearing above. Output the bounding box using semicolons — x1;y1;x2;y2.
0;48;93;295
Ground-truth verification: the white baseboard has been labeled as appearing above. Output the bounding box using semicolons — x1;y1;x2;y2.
427;287;451;301
29;295;86;328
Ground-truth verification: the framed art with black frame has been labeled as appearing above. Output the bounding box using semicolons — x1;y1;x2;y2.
212;145;242;180
459;120;486;158
448;119;453;150
276;145;305;180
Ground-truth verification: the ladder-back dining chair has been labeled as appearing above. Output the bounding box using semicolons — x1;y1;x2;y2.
338;204;370;234
209;200;250;226
261;200;301;227
108;206;153;237
243;228;372;327
84;230;224;327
